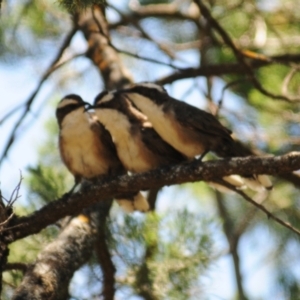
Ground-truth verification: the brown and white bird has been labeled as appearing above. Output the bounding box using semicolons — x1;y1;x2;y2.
116;82;272;191
91;91;187;175
56;94;149;212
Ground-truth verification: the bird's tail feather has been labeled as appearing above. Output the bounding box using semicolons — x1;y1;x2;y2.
116;192;149;213
208;175;246;193
242;175;273;192
214;140;273;191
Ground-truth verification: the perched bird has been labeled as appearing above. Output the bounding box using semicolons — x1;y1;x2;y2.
56;94;149;212
91;91;187;175
117;82;272;191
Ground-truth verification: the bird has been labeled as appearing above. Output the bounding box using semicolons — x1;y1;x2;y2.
56;94;149;212
116;82;272;191
91;91;187;176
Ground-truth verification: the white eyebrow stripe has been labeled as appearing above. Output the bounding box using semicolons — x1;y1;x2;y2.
96;93;114;104
133;82;166;93
57;99;81;109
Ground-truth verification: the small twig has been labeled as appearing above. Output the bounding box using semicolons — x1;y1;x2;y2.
2;279;17;289
0;103;24;125
91;8;181;70
109;3;177;60
281;65;300;97
8;171;23;205
0;173;22;230
0;212;15;228
1;52;84;129
233;191;268;239
179;81;197;101
216;79;247;116
213;179;300;236
1;174;21;209
0;25;78;165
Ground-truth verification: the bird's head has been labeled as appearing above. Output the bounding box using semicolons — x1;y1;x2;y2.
93;90;148;124
116;82;168;106
56;94;90;126
93;90;133;113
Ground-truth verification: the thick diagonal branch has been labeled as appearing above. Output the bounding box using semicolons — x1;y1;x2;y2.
12;213;97;300
74;6;132;90
6;152;300;242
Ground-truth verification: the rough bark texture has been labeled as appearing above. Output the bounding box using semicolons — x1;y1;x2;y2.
7;152;300;242
12;212;97;300
74;5;132;90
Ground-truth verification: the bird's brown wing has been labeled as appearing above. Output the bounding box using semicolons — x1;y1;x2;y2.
141;126;188;166
90;117;126;176
167;97;232;138
167;98;257;158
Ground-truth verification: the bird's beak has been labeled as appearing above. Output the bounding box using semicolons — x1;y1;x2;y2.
84;103;92;112
115;89;127;95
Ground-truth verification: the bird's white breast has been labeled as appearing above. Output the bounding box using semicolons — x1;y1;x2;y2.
60;108;110;177
128;93;202;158
95;109;152;172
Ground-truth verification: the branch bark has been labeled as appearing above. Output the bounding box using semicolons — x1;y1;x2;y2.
157;54;300;86
6;152;300;242
74;5;132;90
12;212;97;300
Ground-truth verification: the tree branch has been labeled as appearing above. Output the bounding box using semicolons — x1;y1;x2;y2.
3;263;27;273
215;178;300;236
12;213;97;300
156;54;300;85
5;152;300;242
74;6;132;89
109;0;198;30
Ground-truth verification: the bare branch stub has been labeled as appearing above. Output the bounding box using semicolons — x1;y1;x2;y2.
3;263;28;274
0;176;24;294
